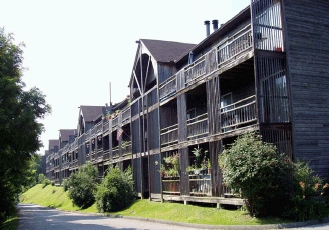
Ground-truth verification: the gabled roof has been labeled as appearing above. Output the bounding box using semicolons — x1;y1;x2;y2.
49;139;59;150
140;39;196;63
80;105;105;122
59;129;76;142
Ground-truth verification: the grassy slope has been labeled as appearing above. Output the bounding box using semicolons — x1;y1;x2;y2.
20;184;287;226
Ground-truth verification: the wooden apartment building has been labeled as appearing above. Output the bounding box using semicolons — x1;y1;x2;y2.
46;0;329;206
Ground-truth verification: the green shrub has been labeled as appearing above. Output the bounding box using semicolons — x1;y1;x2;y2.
219;132;292;217
67;162;98;209
96;166;135;212
283;161;329;221
62;179;70;192
37;174;47;184
42;179;52;189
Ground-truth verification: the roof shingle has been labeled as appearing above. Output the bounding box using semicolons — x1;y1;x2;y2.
48;139;59;150
59;129;76;142
80;105;104;122
140;39;196;63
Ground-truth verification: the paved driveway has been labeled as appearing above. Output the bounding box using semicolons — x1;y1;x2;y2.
17;204;329;230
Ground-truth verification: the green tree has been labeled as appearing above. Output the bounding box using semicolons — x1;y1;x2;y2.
219;132;292;217
67;162;98;209
0;28;51;224
96;166;135;212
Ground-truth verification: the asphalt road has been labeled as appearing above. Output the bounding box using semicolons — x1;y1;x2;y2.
17;204;329;230
17;204;203;230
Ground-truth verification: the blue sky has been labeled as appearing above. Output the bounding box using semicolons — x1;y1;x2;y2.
0;0;250;154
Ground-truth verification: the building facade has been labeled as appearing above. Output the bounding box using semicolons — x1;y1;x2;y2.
46;0;329;206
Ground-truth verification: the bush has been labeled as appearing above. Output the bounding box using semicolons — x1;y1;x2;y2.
62;179;69;192
96;166;135;212
283;161;329;221
42;179;52;188
37;174;47;184
67;162;98;209
219;132;292;217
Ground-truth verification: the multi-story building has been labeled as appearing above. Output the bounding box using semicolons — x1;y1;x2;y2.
46;0;329;206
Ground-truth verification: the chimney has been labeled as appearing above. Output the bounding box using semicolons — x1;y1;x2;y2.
204;20;210;37
212;20;219;32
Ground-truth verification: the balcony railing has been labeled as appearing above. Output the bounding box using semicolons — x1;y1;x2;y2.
96;122;102;134
187;113;209;140
121;107;131;124
162;177;180;195
103;120;109;133
112;146;119;159
160;124;178;147
112;116;118;129
218;25;252;69
221;95;257;133
70;160;79;168
91;126;96;137
158;25;253;101
159;75;176;102
185;55;206;86
103;150;110;160
189;174;212;196
85;130;91;141
122;141;132;157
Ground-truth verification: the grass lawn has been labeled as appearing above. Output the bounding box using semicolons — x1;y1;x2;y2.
20;184;290;226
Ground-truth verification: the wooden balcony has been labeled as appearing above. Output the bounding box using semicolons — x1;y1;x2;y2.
162;177;180;195
187;113;209;141
103;150;110;161
121;107;131;124
160;124;178;148
159;25;253;103
122;141;132;157
159;75;177;102
86;153;91;162
189;174;211;197
218;25;252;69
103;120;109;134
85;130;91;141
112;116;118;130
73;140;78;149
78;134;85;146
112;146;119;159
91;125;96;137
221;95;257;133
185;55;206;87
70;159;79;169
96;149;103;162
96;121;102;134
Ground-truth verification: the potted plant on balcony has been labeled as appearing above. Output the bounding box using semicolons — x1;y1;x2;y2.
207;160;212;175
186;147;209;175
159;163;167;178
121;141;129;150
161;153;179;178
105;112;112;121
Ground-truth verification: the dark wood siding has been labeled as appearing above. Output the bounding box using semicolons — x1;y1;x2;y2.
147;109;159;150
149;153;161;194
206;76;221;135
158;64;177;85
283;0;329;177
131;119;140;154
